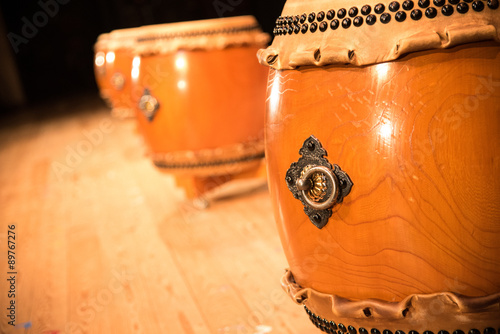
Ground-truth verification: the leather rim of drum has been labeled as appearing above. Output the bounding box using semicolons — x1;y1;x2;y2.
150;140;265;176
258;0;500;331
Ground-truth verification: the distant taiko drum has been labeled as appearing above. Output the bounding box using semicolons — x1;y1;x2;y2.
94;27;146;118
130;16;269;200
259;0;500;331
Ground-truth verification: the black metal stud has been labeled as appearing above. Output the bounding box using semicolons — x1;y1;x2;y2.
409;331;419;334
411;8;423;18
403;0;415;9
438;331;450;334
372;329;381;334
349;326;357;334
359;329;368;334
338;8;347;18
433;0;445;5
308;12;316;22
453;331;465;334
375;3;386;13
442;4;454;15
330;19;340;29
395;10;407;20
349;6;359;16
396;331;406;334
423;331;434;334
488;0;499;9
301;23;308;33
329;321;338;330
380;12;392;22
463;0;473;2
300;13;307;23
353;16;364;26
366;14;377;24
317;11;325;21
484;328;496;334
327;9;336;19
472;1;485;10
425;6;438;16
418;0;430;7
469;330;480;334
287;26;293;34
389;1;401;11
457;2;469;12
449;0;459;4
361;5;372;14
310;22;318;32
293;15;299;24
319;21;328;31
384;331;393;334
342;18;352;28
294;25;300;33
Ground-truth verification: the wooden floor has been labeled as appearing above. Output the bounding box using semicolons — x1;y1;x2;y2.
0;95;319;334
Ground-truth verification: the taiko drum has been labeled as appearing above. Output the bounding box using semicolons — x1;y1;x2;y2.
94;27;143;118
259;0;500;331
131;16;269;200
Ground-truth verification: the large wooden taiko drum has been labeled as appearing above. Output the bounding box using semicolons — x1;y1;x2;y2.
259;0;500;332
94;28;142;118
131;16;269;200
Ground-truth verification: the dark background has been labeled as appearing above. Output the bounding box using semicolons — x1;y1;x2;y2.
0;0;284;114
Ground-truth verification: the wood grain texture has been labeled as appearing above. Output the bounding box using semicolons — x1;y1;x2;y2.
0;96;318;334
265;41;500;302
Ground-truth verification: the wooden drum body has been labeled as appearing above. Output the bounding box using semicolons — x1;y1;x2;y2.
259;0;500;331
132;16;269;200
94;29;138;118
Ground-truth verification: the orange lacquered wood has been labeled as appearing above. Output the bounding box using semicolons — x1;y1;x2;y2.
94;48;134;112
134;46;267;153
265;41;500;301
94;49;111;101
108;49;134;110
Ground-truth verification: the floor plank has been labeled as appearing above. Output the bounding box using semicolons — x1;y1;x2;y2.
0;95;319;334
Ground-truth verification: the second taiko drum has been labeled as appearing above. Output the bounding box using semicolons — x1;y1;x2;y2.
131;16;270;200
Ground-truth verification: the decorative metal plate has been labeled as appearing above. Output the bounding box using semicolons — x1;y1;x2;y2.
285;135;353;229
138;88;160;122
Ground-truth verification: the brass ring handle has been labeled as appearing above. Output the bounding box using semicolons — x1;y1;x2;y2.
138;88;160;122
296;165;339;211
286;136;353;229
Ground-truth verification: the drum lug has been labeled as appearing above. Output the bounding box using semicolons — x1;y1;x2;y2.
138;88;160;122
285;135;353;229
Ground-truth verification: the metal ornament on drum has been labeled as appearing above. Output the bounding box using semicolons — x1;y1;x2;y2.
259;0;500;332
132;16;269;202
